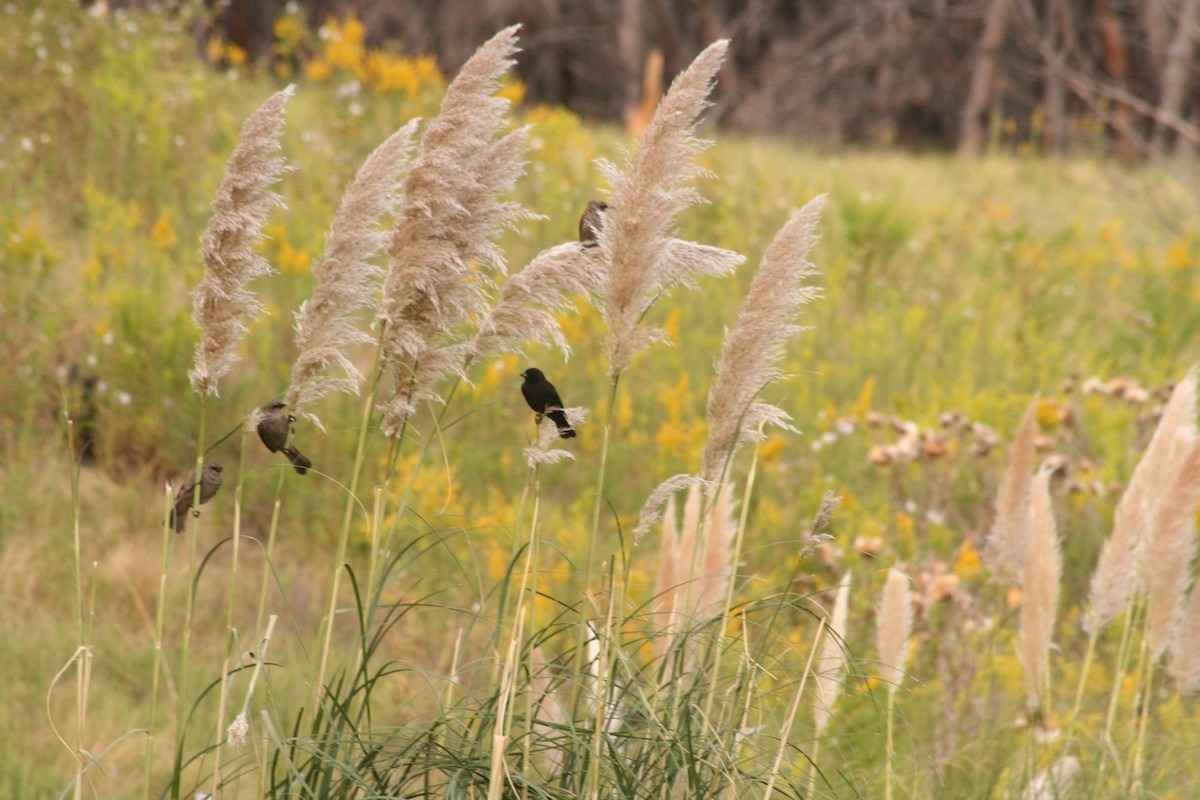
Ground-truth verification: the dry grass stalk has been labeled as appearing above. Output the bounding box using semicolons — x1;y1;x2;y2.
598;40;743;380
1086;368;1198;633
377;26;531;435
1144;434;1200;660
985;396;1038;581
189;86;294;397
1017;469;1061;711
701;196;824;482
286;121;418;427
876;568;913;692
813;570;851;735
472;243;605;363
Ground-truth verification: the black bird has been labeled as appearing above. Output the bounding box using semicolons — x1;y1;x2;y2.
170;462;224;533
256;401;313;475
520;368;576;438
578;200;608;247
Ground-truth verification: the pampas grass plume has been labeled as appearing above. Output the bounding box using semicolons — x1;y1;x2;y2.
814;571;851;735
1144;434;1200;660
599;40;743;380
876;568;913;692
1017;469;1061;711
286;121;418;426
1086;368;1198;633
378;25;531;434
472;242;605;363
1170;582;1200;691
701;195;824;483
189;86;294;397
986;396;1038;580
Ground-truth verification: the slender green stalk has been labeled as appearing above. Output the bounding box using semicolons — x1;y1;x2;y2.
585;377;620;593
210;654;232;796
363;486;385;631
253;467;287;645
806;737;823;799
225;430;249;638
1131;640;1155;794
570;376;620;731
1104;595;1142;743
586;581;618;800
519;468;541;799
885;688;896;800
704;424;764;720
144;482;175;799
175;393;209;796
763;620;824;800
213;430;250;791
1066;627;1099;748
64;413;87;800
487;613;524;800
313;345;382;712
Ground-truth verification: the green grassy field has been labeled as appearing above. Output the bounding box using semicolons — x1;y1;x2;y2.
6;2;1200;798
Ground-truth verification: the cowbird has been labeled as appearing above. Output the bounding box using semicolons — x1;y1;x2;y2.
170;462;224;533
578;200;608;247
256;401;312;475
520;368;576;438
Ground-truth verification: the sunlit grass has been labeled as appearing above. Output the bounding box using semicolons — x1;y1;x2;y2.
6;2;1200;797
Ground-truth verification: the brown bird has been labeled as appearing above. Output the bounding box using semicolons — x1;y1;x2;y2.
579;200;608;247
256;401;312;475
170;462;224;533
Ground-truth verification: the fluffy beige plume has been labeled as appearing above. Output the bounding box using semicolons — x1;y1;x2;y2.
700;196;824;483
1169;583;1200;692
1085;368;1198;633
692;481;736;618
522;407;588;469
189;86;294;397
875;568;913;692
1017;470;1061;711
633;474;707;545
597;40;744;380
813;571;851;735
286;122;419;427
653;483;704;650
650;481;735;659
472;243;605;362
377;26;531;435
985;396;1039;581
652;493;679;626
1144;435;1200;660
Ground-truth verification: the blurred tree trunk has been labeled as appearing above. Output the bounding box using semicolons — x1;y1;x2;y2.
1096;0;1138;157
1152;0;1200;156
960;0;1012;153
617;0;644;119
1142;0;1171;76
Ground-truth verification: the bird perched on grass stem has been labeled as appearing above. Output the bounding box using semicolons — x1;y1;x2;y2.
579;200;608;247
170;462;224;533
256;401;312;475
520;368;576;438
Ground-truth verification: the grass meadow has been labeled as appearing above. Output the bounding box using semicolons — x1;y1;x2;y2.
6;2;1200;798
